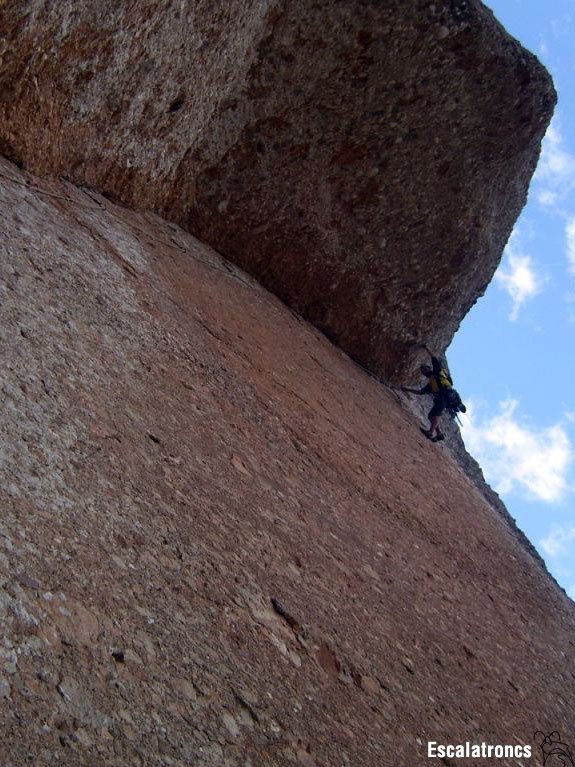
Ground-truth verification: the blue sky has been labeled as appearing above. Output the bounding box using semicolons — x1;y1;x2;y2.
449;0;575;598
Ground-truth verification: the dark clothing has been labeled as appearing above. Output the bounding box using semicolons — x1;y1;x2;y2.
428;391;449;419
420;356;448;418
431;355;442;377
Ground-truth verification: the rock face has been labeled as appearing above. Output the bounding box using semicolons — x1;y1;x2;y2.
0;0;555;379
398;387;549;570
1;161;574;766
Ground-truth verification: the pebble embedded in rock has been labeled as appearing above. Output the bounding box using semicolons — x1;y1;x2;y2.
221;711;240;738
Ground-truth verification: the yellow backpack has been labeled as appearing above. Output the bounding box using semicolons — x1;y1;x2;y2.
438;369;453;390
429;368;452;393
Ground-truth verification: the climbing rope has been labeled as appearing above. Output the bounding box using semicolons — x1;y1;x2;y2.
0;167;102;210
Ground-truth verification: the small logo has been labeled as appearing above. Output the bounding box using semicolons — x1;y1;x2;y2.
534;731;574;766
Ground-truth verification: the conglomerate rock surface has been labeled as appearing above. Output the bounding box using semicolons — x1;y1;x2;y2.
0;0;555;379
1;160;573;766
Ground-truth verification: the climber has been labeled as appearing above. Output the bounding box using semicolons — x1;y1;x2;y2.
399;344;465;442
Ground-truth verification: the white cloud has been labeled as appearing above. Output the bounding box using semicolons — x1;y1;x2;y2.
536;189;558;207
461;399;573;503
540;525;575;558
495;230;543;320
535;118;575;206
566;218;575;276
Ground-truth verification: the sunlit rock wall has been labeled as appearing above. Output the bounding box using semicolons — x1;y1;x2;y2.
0;160;573;766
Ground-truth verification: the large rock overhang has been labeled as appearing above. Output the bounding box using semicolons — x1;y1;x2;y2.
0;0;555;380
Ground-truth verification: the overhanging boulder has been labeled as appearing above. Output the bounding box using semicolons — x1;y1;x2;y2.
0;0;555;378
